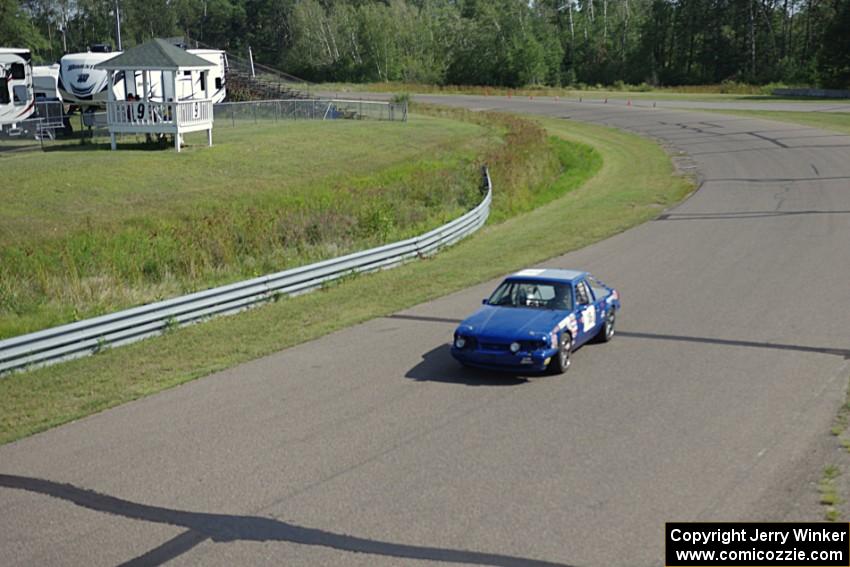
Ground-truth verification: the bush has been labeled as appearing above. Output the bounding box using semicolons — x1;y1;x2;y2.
391;92;411;104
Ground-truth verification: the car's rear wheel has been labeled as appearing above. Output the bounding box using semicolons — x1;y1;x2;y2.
549;333;572;374
596;308;616;343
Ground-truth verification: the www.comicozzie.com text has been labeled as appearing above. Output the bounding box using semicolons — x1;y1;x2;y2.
670;527;847;546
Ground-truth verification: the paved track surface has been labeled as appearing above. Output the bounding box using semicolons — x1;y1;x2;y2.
514;97;850;112
3;96;850;566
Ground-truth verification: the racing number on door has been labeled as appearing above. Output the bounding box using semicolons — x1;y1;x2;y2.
581;305;596;332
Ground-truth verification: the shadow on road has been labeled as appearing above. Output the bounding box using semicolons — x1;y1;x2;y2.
0;474;574;567
405;344;529;386
619;331;850;359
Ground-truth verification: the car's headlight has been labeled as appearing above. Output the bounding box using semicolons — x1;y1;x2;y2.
510;342;520;353
455;336;466;349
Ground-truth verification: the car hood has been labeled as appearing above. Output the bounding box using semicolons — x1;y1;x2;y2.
458;306;568;340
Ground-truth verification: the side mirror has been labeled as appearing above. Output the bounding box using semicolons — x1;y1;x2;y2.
482;298;488;305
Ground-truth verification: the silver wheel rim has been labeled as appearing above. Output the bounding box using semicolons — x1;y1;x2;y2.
561;337;571;368
606;312;615;339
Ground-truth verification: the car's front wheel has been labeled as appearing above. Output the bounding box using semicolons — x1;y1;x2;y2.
549;332;572;374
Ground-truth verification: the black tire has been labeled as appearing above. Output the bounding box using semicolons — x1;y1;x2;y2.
549;332;572;374
595;308;616;343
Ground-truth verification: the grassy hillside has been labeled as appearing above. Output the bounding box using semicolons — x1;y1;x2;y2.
0;114;499;338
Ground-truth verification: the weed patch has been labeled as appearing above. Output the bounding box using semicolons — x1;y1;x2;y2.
2;111;558;339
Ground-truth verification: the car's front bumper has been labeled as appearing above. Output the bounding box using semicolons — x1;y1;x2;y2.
450;345;559;373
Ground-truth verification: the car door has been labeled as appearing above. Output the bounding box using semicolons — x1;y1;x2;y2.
574;279;600;345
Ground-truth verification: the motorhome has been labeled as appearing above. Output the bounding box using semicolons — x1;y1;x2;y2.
0;48;35;133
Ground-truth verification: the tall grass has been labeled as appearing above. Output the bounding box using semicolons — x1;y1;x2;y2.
320;81;809;99
0;108;568;339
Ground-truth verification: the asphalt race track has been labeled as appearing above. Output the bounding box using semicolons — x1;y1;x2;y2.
2;96;850;566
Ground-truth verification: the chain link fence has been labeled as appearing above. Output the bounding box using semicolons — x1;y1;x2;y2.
214;99;407;127
0;103;110;153
1;99;406;153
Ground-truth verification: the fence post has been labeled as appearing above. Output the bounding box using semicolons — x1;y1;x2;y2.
231;104;235;128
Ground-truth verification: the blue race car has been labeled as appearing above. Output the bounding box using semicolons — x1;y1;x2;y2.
451;269;620;374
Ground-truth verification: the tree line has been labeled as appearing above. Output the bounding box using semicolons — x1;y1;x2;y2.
3;0;849;88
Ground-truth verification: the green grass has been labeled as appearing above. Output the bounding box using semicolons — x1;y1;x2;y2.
0;115;692;446
700;109;850;136
316;81;850;103
820;465;842;520
821;378;850;520
2;112;525;339
1;116;491;245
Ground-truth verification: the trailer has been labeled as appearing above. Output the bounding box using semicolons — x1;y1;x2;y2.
0;48;35;134
32;63;61;101
59;44;227;109
58;46;123;107
183;49;227;104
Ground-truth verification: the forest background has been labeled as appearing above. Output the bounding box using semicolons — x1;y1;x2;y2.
1;0;848;90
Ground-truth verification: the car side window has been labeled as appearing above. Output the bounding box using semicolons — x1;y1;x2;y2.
575;281;591;306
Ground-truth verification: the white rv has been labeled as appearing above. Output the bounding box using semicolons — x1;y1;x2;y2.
58;47;120;107
184;49;227;104
0;48;35;132
59;45;227;108
32;63;61;102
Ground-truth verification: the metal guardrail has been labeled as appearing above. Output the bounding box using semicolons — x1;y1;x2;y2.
0;167;492;375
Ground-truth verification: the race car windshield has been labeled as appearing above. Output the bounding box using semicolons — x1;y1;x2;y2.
487;280;573;310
